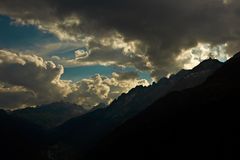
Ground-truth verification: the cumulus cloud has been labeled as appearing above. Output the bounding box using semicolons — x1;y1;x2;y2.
66;72;149;108
1;0;238;80
0;50;72;109
0;50;148;109
74;49;89;59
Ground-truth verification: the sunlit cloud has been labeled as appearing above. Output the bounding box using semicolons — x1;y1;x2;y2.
13;15;82;41
66;72;149;108
176;43;230;70
0;50;72;109
223;0;232;5
74;49;90;59
0;50;148;109
1;0;240;109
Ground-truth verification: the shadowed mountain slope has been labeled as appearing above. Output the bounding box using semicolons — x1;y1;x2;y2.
0;56;227;160
0;110;49;160
51;58;223;159
11;102;88;128
87;52;240;160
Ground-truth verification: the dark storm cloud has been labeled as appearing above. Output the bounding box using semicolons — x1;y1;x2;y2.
1;0;240;78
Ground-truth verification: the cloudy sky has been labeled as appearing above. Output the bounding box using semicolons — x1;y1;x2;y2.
0;0;238;109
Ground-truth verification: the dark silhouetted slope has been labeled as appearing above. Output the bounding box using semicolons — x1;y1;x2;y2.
0;57;225;160
86;52;240;160
11;102;87;128
51;58;223;159
0;110;48;160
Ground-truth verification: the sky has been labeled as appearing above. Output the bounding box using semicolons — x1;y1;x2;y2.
0;0;238;109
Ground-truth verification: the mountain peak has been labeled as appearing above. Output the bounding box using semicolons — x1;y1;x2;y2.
207;51;240;83
192;58;223;72
90;51;240;160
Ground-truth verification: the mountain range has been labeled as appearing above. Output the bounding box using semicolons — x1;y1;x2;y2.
45;57;224;159
10;102;88;128
0;52;239;160
86;52;240;160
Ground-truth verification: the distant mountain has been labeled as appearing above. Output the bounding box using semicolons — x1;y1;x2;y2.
88;52;240;160
0;109;48;160
50;58;223;159
11;102;88;128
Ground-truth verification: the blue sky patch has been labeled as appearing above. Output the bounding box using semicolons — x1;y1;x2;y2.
62;65;152;82
0;15;151;83
0;15;58;50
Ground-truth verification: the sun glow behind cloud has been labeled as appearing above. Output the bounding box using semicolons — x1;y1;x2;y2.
1;0;240;109
176;43;230;70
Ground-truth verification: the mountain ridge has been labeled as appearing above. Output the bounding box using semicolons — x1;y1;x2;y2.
49;57;223;159
10;102;88;128
0;55;230;160
86;52;240;160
